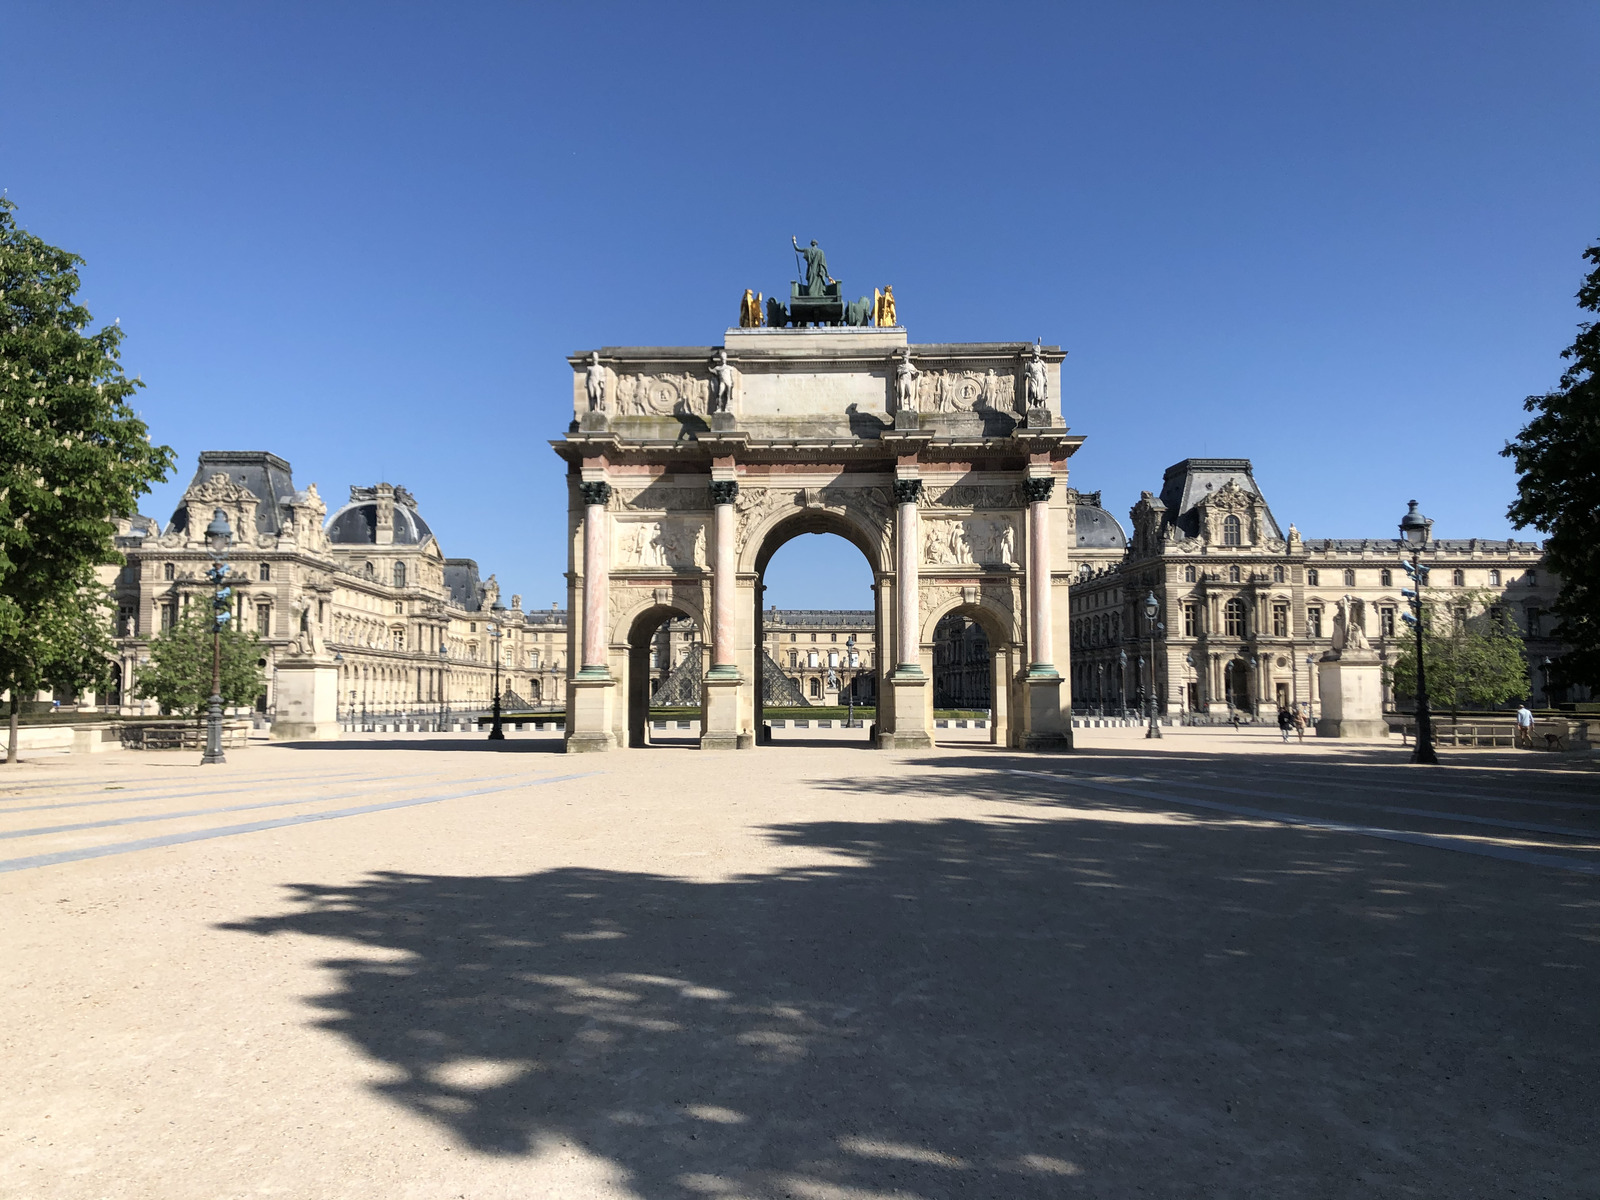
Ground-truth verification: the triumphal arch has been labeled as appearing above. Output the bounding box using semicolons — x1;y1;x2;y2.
553;253;1083;752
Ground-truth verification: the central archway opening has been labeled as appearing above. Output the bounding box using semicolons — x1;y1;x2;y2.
626;604;702;747
754;515;880;746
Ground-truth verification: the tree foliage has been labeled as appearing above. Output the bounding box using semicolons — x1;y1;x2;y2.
1502;239;1600;688
0;197;174;716
1;568;118;760
134;603;266;717
1388;602;1531;716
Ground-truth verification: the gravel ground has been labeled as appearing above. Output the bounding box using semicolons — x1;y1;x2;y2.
2;728;1596;1199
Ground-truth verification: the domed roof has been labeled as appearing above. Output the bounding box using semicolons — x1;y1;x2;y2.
1075;501;1127;549
326;485;435;546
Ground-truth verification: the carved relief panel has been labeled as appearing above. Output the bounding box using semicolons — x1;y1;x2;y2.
613;519;707;570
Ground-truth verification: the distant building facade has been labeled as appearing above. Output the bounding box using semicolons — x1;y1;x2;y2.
1068;458;1576;718
101;451;568;719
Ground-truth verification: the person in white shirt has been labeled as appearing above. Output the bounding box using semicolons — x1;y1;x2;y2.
1515;703;1535;749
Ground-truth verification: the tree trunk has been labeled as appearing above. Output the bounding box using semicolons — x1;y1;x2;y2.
6;694;18;764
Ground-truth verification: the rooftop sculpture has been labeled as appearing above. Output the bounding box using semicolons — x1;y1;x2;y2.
738;237;895;329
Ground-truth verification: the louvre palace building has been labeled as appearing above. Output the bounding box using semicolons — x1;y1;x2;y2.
1067;458;1578;719
98;451;570;722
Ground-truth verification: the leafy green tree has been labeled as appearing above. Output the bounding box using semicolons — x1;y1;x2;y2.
1389;602;1531;718
0;197;174;754
0;569;117;761
134;603;266;718
1502;239;1600;689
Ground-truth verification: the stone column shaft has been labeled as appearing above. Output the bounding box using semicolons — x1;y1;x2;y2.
709;480;739;670
894;479;922;669
579;481;611;673
1025;475;1055;669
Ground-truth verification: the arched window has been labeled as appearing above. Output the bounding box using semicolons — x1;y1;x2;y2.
363;562;375;580
1273;565;1285;583
809;677;821;698
1452;568;1465;587
163;563;175;581
1184;565;1196;583
1229;565;1241;583
1343;569;1356;587
1078;563;1092;580
259;562;271;582
1488;569;1501;587
1222;514;1242;546
1307;568;1319;586
529;679;541;702
1380;568;1392;587
393;562;406;588
1224;598;1246;637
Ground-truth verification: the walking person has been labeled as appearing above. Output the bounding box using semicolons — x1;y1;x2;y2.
1292;706;1307;743
1515;701;1535;749
1229;710;1242;733
1277;707;1294;742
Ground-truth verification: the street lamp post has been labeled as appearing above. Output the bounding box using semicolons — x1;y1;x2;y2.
1144;591;1163;739
438;641;449;731
201;509;232;765
1399;499;1438;765
487;623;505;740
1117;648;1128;719
845;635;858;725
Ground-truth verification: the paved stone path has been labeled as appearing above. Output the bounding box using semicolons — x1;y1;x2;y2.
2;729;1595;1198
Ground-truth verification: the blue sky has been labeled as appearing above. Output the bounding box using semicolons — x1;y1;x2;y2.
5;3;1596;610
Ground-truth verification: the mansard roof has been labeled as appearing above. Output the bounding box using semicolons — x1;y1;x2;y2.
443;558;484;611
168;450;297;537
1158;458;1283;541
1072;490;1127;549
326;484;436;546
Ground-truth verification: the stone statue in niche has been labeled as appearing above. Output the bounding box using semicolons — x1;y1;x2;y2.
708;348;737;414
894;348;920;411
585;351;607;412
1024;342;1048;407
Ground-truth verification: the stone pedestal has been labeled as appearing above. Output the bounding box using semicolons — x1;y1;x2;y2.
879;670;932;749
566;670;617;752
270;656;341;741
1315;650;1389;739
1020;670;1072;750
700;671;744;751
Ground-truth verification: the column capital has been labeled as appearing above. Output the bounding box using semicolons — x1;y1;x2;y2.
709;479;740;506
893;478;924;505
1023;476;1055;504
579;481;612;507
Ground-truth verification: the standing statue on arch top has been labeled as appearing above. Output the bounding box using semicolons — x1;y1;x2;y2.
1024;341;1049;408
894;347;920;412
792;236;834;297
584;351;607;412
708;347;737;413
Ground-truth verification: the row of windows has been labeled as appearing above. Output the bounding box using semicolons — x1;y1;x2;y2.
164;561;275;582
1174;564;1529;588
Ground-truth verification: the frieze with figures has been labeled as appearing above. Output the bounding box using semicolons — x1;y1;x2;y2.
606;485;709;513
614;372;711;417
917;482;1025;512
614;519;707;569
922;516;1017;566
915;367;1018;414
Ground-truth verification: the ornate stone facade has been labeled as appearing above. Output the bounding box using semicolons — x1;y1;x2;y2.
101;451;568;722
1068;458;1578;719
558;326;1082;752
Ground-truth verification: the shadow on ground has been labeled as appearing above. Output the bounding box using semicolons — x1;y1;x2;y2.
272;738;564;754
224;769;1598;1197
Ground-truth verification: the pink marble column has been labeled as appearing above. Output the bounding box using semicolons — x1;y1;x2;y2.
709;480;738;671
1025;475;1055;670
579;480;611;673
894;478;922;670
